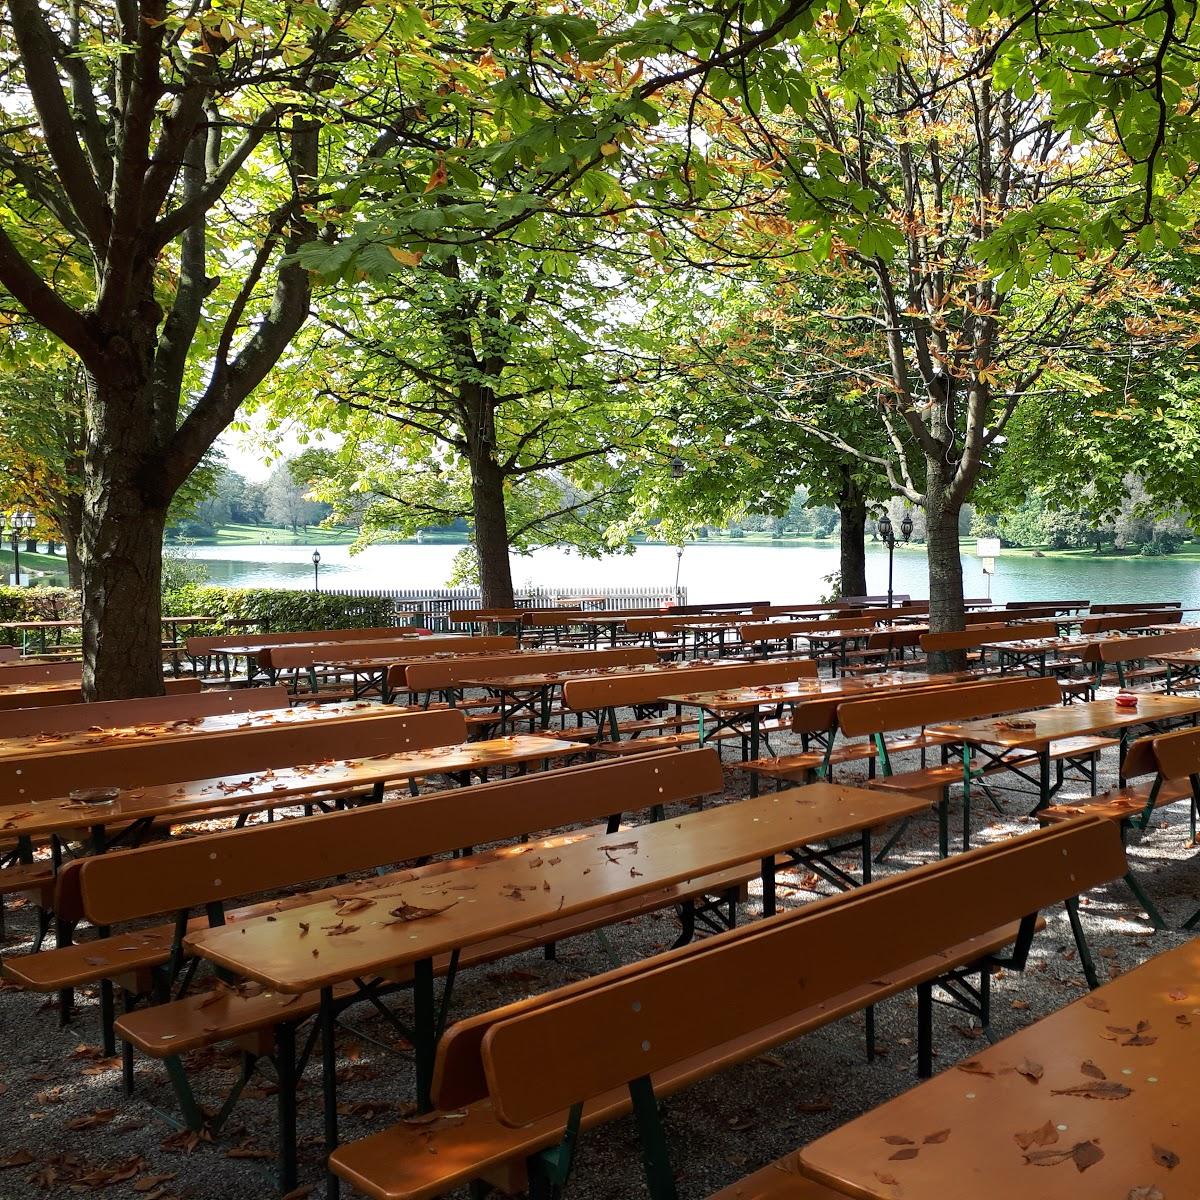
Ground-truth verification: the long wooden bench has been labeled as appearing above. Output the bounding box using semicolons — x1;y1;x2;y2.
328;817;1126;1200
919;620;1057;662
838;676;1115;855
32;754;740;1186
184;626;413;657
563;660;818;756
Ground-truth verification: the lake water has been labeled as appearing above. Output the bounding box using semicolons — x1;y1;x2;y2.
184;541;1200;607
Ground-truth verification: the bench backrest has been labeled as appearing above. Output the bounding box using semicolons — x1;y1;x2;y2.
837;675;1058;738
404;648;659;693
72;749;723;925
562;659;817;713
261;635;516;670
1093;628;1200;664
0;647;18;663
1090;601;1180;614
183;626;408;655
1080;610;1183;635
738;615;878;643
1150;726;1200;782
0;707;465;805
0;685;286;739
919;621;1056;653
0;661;84;684
442;818;1123;1122
1007;599;1089;611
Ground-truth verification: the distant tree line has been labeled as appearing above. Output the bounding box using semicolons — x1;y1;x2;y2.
167;463;332;541
972;478;1195;557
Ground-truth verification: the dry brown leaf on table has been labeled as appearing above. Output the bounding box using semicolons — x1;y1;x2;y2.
1151;1143;1180;1169
298;922;310;937
1128;1187;1165;1200
955;1059;994;1077
873;1172;901;1188
1168;988;1188;1001
889;1148;919;1161
1176;1013;1192;1027
1050;1081;1132;1099
1072;1141;1104;1172
923;1129;950;1144
387;901;457;922
1083;994;1109;1012
326;923;360;936
881;1136;914;1146
1014;1120;1058;1150
1014;1058;1044;1083
1080;1060;1106;1079
333;897;375;916
1022;1146;1075;1167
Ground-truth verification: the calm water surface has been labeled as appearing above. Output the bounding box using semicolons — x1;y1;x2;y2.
184;542;1200;607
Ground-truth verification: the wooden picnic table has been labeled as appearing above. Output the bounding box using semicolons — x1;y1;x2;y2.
183;780;930;1184
662;671;963;772
460;659;724;730
1148;647;1200;692
0;678;89;710
0;619;81;654
929;692;1200;807
0;733;581;848
988;634;1097;675
0;699;390;764
798;937;1200;1200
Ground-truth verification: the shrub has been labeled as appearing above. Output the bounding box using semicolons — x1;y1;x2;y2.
0;587;81;622
162;585;398;633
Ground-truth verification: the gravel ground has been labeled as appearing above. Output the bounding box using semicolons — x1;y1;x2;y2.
0;689;1196;1200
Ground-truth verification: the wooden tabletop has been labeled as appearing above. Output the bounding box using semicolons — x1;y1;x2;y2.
989;636;1094;654
929;693;1200;750
661;672;962;713
0;620;81;630
800;938;1200;1199
1149;649;1200;666
183;782;930;994
0;734;581;841
0;700;391;762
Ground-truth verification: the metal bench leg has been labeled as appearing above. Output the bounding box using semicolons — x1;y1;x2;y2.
865;1005;876;1061
275;1022;299;1194
916;981;934;1078
1123;870;1165;930
1064;897;1100;990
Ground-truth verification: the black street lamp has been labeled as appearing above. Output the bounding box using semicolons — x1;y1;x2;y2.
877;509;914;613
2;511;35;586
312;549;321;591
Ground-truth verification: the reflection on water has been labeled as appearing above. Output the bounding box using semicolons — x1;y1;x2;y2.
178;542;1200;606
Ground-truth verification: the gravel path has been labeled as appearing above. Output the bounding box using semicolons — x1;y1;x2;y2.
0;692;1195;1199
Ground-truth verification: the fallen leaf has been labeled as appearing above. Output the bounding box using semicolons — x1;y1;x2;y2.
387;901;457;922
1072;1141;1104;1172
889;1148;919;1161
881;1136;914;1146
1050;1081;1132;1099
923;1129;950;1145
956;1060;994;1077
333;897;375;916
1014;1120;1059;1151
1128;1187;1165;1200
0;1150;33;1169
1151;1144;1180;1169
1080;1060;1106;1079
1083;994;1109;1012
1015;1058;1044;1083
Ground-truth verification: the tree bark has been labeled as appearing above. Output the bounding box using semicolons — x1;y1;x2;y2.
81;374;169;700
837;467;868;598
925;458;966;674
470;451;515;608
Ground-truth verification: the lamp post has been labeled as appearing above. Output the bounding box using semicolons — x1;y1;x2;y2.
877;509;914;614
2;511;35;586
312;549;321;591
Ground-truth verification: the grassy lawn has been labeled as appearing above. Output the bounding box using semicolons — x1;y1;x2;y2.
0;547;72;574
977;540;1200;563
179;523;363;546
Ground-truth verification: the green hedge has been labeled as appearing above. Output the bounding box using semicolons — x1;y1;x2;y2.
0;587;82;622
162;584;398;633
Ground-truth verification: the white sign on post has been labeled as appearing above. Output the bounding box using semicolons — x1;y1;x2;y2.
975;538;1001;558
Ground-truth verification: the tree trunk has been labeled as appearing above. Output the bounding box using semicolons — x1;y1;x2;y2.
62;495;83;590
925;459;966;674
81;379;168;700
837;467;868;598
471;453;515;608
